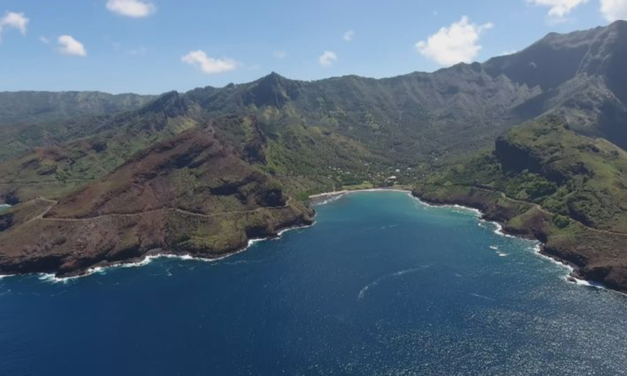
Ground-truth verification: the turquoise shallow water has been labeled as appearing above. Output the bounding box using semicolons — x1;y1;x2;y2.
1;191;627;375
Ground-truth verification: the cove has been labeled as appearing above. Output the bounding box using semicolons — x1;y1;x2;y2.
1;191;627;375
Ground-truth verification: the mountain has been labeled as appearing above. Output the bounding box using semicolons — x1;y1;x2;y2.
186;21;627;161
0;125;313;277
189;67;538;163
484;20;627;145
1;21;627;285
0;91;155;162
3;22;627;202
0;91;155;125
0;91;203;202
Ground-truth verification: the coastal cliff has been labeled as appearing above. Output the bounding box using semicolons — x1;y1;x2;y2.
413;117;627;293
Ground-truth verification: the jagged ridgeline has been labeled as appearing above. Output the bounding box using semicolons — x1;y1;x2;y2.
1;21;627;279
3;21;627;202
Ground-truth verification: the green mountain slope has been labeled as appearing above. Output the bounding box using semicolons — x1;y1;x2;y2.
0;92;202;202
188;68;538;163
0;91;155;125
0;91;155;162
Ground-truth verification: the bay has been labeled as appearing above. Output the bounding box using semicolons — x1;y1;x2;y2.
1;191;626;375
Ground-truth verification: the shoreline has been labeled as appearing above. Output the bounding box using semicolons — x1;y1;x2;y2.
1;188;616;294
2;221;316;284
309;187;411;206
312;188;614;292
312;188;601;286
411;192;618;294
309;187;411;199
2;188;405;282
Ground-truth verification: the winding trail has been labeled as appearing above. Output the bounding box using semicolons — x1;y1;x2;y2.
468;185;627;237
28;197;293;223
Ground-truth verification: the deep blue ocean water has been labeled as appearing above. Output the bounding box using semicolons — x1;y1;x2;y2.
1;191;627;376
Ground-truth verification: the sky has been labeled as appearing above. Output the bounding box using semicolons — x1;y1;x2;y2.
0;0;626;94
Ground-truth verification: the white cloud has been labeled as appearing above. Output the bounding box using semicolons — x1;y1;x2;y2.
343;30;355;42
181;50;238;74
57;35;87;57
600;0;627;21
527;0;589;17
319;51;337;67
39;36;50;44
106;0;156;18
273;50;287;59
0;11;29;41
415;16;493;67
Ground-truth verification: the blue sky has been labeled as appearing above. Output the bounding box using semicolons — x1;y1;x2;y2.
0;0;625;94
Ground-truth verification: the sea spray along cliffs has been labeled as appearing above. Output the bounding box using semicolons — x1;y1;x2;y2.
1;21;627;289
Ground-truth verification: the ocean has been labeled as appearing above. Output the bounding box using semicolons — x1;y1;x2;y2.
1;191;626;375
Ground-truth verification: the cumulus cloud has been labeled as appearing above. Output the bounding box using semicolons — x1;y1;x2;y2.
273;50;287;59
527;0;589;17
343;30;355;42
181;50;238;74
600;0;627;21
319;51;337;67
0;11;29;41
106;0;156;18
57;35;87;57
415;16;493;67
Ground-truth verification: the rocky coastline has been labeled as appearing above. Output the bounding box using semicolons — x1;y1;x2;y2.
0;202;314;280
3;185;626;296
411;185;627;295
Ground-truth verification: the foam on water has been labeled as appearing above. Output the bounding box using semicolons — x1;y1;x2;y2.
489;245;508;257
530;244;572;273
358;265;432;301
470;292;495;301
492;222;516;239
29;222;316;284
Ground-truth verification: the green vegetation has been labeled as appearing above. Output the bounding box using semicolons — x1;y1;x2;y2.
421;117;627;233
0;91;155;162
